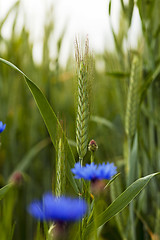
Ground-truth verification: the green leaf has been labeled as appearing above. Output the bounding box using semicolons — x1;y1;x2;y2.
104;173;121;189
90;115;116;131
108;0;112;15
8;222;16;240
0;184;12;201
127;0;134;27
83;172;160;238
0;1;20;30
140;63;160;104
105;71;129;78
0;57;80;194
67;139;77;148
127;134;138;186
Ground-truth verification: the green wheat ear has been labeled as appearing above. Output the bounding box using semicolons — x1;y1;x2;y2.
125;55;142;138
55;124;66;197
76;61;89;161
75;38;93;163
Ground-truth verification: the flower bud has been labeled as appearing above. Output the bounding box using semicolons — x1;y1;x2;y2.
88;139;98;152
9;171;24;186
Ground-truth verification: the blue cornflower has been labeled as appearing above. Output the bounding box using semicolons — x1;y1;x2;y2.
0;121;6;133
71;162;117;181
28;193;87;222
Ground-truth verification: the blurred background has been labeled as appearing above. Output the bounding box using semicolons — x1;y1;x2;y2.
0;0;160;239
0;0;141;67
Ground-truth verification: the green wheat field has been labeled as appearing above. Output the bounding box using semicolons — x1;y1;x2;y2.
0;1;160;239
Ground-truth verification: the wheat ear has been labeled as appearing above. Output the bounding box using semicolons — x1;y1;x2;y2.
76;61;89;162
55;137;65;197
125;55;141;137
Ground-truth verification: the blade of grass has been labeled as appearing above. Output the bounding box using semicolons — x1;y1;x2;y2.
0;184;12;200
140;63;160;104
90;115;116;131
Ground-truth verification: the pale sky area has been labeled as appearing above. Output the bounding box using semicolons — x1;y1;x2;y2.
0;0;141;67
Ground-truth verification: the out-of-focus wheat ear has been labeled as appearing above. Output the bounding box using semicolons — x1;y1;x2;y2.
84;37;95;114
76;61;89;162
75;37;81;68
125;55;142;138
55;123;66;196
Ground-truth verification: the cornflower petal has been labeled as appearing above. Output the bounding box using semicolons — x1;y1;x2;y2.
27;201;44;220
28;193;87;222
71;162;117;180
0;121;6;133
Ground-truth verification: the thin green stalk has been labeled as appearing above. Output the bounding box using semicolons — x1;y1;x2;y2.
127;137;131;185
93;200;98;240
79;156;84;240
157;127;160;171
79;156;83;240
128;137;136;240
91;152;94;163
79;157;83;167
147;87;154;163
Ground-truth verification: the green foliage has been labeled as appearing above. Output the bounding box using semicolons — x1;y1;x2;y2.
0;0;160;239
83;172;160;239
0;57;79;195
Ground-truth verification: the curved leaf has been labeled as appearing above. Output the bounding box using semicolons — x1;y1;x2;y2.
0;57;80;194
0;184;12;201
90;115;116;131
83;172;160;238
